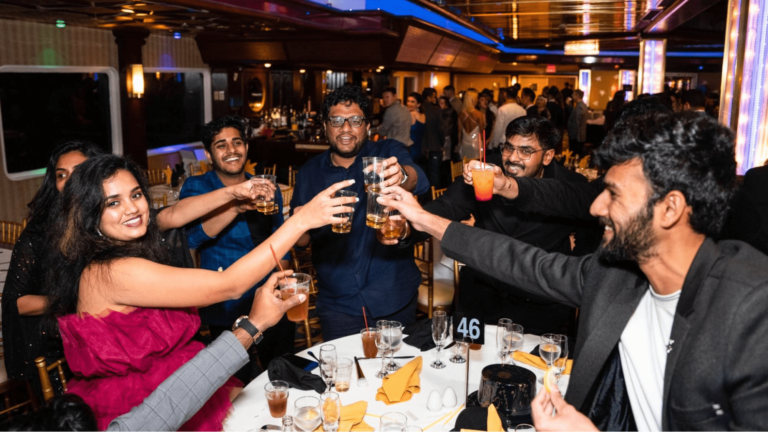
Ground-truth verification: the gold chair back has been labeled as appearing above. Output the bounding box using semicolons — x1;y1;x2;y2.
145;169;167;186
35;357;68;403
451;161;463;180
0;221;24;245
281;187;294;209
431;186;447;200
288;167;297;187
414;238;435;318
290;248;322;348
263;164;277;176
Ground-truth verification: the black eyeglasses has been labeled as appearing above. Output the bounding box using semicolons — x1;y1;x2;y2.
327;116;367;128
501;144;544;160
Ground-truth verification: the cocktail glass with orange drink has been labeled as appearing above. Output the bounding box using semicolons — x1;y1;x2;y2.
471;163;495;201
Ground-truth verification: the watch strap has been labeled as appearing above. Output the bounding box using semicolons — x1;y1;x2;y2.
399;166;408;185
233;315;264;344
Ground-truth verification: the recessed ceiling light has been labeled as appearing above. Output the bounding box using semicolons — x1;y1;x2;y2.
300;69;306;73
265;63;272;68
121;8;135;14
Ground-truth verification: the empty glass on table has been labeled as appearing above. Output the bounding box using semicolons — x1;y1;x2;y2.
379;412;407;432
507;324;524;366
553;334;568;380
383;320;403;372
374;323;389;379
496;318;513;366
318;344;337;391
431;311;449;369
450;336;473;364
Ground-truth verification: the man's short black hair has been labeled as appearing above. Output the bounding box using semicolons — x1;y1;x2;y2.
521;88;536;103
596;112;737;237
683;89;706;109
201;116;246;153
573;89;584;98
504;116;560;150
501;87;516;100
382;86;397;96
422;87;437;99
323;85;372;121
443;85;456;93
615;96;672;125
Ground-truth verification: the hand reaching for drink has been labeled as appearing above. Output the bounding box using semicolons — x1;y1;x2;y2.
531;385;598;432
292;179;358;231
248;269;304;333
463;160;509;196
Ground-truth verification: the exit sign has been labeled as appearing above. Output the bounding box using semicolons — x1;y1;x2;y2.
546;64;557;73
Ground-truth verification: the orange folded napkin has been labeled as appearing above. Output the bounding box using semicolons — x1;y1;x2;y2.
314;401;374;432
487;404;504;431
513;351;573;375
375;357;422;405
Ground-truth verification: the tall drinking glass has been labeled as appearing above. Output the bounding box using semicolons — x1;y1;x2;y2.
374;323;390;379
384;321;403;372
360;327;378;358
537;334;561;384
379;412;407;432
362;157;387;192
319;344;337;391
431;311;449;369
471;164;495;201
321;391;341;432
293;396;322;432
366;190;390;229
553;334;568;379
496;318;513;365
332;190;357;234
508;324;524;366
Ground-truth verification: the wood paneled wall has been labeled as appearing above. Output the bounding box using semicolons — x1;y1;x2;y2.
0;20;209;223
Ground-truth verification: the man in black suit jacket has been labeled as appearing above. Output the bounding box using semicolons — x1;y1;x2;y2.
379;112;768;430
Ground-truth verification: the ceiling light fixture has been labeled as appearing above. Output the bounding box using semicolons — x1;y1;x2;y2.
300;69;306;73
121;8;135;14
565;40;600;55
264;63;272;68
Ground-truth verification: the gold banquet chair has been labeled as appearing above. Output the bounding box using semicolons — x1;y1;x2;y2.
144;169;167;186
35;357;68;403
0;221;24;246
263;164;277;176
288;166;297;188
414;238;454;318
451;160;463;181
431;186;446;200
290;248;322;349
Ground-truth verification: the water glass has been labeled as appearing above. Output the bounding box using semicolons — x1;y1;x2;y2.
553;334;568;378
379;412;407;432
334;358;353;392
537;334;561;384
319;344;337;391
375;322;390;378
508;324;524;366
496;318;513;365
360;327;378;359
320;391;341;432
293;396;322;432
384;320;403;372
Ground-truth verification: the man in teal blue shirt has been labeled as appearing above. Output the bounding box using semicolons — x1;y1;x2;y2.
181;116;291;383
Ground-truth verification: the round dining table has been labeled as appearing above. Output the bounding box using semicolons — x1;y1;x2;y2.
223;325;570;431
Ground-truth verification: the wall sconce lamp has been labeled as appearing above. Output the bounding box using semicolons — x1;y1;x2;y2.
126;64;144;98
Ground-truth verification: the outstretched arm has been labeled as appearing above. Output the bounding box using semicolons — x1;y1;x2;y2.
98;180;356;310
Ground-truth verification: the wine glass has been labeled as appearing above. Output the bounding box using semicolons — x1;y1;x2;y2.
319;344;337;391
379;412;407;432
385;321;403;372
507;324;524;366
293;396;323;432
496;318;513;366
450;336;473;364
537;334;561;384
375;323;390;379
320;391;341;432
553;334;568;380
431;311;449;369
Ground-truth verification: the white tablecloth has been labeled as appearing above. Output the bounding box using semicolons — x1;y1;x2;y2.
224;325;569;431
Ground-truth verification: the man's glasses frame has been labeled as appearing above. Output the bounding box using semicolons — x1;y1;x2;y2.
327;116;367;128
501;144;545;161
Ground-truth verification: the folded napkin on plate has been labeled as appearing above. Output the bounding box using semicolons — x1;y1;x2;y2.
513;351;573;375
456;404;505;432
402;318;436;351
268;355;326;393
312;401;375;432
376;357;422;404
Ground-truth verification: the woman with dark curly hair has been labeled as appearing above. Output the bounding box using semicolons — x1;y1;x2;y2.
43;154;354;430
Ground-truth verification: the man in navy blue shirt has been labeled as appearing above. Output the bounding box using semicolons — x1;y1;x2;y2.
291;85;429;341
180;116;292;383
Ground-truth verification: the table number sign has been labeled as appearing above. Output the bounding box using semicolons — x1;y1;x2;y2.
452;311;485;345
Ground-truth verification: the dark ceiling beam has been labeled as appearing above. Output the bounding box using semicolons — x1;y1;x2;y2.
642;0;723;34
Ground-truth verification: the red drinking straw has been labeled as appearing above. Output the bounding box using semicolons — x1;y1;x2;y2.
362;306;369;330
269;245;288;284
482;130;487;165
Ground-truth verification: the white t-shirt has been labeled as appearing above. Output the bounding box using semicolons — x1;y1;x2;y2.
618;285;680;431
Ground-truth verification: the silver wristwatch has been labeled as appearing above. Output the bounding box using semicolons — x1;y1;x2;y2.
232;315;264;344
399;166;408;185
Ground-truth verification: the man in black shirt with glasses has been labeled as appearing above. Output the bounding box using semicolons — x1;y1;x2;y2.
384;116;599;335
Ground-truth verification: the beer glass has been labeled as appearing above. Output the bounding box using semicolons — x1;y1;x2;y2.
366;190;389;229
278;273;311;322
362;157;386;192
381;209;406;239
332;190;357;233
252;174;278;214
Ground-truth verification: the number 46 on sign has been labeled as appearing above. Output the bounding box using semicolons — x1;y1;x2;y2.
451;311;485;345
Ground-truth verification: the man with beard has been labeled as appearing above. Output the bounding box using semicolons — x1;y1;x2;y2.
382;116;598;335
180;116;293;382
380;111;768;431
290;85;428;341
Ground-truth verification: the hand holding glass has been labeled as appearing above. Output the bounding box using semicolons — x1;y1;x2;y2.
332;190;357;234
278;273;311;322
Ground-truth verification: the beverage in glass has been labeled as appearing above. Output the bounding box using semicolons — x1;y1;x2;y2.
360;328;378;358
537;333;561;384
553;334;568;378
293;396;322;432
496;318;513;365
334;358;353;392
264;380;289;418
374;322;390;379
507;323;524;366
252;174;278;213
381;210;405;239
321;392;341;432
362;157;386;192
472;164;495;201
279;273;312;322
366;191;389;229
383;321;403;372
332;190;357;234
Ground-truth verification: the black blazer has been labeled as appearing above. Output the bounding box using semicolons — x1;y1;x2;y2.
441;222;768;430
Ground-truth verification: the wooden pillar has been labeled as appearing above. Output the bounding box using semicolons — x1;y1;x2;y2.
113;28;150;168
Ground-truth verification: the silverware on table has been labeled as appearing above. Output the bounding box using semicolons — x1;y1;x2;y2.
358;356;416;360
307;351;320;363
353;356;368;387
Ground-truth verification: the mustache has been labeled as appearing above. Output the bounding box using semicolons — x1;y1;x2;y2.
222;153;242;159
599;217;613;229
503;160;525;170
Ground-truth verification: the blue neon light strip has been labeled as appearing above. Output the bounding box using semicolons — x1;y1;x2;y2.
311;0;722;58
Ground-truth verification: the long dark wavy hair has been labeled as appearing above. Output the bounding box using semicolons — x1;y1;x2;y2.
44;155;170;325
27;140;104;226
